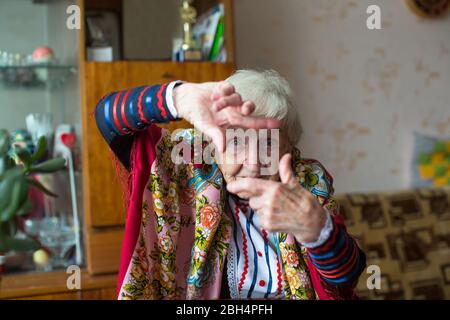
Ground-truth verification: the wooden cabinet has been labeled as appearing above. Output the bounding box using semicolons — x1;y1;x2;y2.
0;270;116;300
78;0;236;275
81;61;235;229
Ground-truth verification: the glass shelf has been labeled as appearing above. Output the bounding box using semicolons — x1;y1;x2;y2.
0;65;77;90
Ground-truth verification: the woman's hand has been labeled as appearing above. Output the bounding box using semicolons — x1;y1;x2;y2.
226;153;327;243
173;81;281;152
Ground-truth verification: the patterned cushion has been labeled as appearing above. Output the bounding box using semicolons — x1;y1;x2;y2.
412;132;450;188
336;187;450;299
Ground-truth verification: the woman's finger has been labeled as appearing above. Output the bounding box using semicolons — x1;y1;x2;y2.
235;191;254;199
200;124;225;154
225;110;282;129
211;81;235;101
227;178;276;196
240;101;256;116
249;194;268;210
257;209;288;232
211;93;243;111
279;153;298;186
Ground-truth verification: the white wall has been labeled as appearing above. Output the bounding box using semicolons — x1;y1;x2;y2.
234;0;450;193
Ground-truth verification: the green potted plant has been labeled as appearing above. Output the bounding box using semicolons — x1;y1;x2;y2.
0;129;66;277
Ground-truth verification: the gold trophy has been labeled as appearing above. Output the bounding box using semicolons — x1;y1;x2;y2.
180;0;202;61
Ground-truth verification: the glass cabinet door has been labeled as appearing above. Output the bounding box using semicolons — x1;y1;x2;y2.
0;0;83;274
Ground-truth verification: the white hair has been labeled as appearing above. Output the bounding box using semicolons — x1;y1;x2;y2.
226;69;303;146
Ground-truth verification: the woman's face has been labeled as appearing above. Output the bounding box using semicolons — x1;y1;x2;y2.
217;128;290;184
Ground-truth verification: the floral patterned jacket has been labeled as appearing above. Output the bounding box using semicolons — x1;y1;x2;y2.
116;127;366;300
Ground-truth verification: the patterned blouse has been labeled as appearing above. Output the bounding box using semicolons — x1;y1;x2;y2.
227;193;336;299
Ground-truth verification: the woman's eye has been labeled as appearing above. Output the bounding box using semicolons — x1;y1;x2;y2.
226;137;239;151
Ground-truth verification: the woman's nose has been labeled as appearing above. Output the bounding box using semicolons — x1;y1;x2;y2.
243;147;261;170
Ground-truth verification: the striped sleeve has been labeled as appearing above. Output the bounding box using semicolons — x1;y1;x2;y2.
94;81;182;169
306;214;366;286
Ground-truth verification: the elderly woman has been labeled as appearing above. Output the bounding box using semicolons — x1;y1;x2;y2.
95;69;366;300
